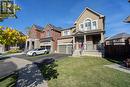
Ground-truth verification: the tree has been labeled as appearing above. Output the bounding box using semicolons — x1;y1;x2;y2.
0;0;21;22
0;26;27;49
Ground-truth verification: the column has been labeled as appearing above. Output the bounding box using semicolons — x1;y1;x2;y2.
84;34;87;50
29;40;32;50
101;32;104;43
73;36;75;50
25;40;28;51
101;32;105;51
51;40;53;53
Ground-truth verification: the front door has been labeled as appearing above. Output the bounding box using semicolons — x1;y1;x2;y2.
75;36;84;50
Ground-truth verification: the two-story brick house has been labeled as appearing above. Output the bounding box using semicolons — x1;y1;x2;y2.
57;8;105;57
26;7;105;57
25;24;61;53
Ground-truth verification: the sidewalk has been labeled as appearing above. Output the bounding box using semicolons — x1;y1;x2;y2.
104;64;130;74
4;52;25;57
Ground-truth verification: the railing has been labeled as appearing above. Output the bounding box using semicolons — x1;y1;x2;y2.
73;43;103;51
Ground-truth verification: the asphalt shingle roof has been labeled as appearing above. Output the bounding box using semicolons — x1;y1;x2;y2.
106;33;130;40
33;24;43;30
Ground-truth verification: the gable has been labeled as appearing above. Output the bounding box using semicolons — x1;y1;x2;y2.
75;8;104;24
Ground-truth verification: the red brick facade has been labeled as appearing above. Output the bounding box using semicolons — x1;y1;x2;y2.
28;24;61;52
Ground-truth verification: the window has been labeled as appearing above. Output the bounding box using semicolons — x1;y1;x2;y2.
85;19;91;30
92;21;97;29
80;24;84;30
47;30;51;37
63;30;70;36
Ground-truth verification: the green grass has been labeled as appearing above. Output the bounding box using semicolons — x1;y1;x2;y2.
48;56;130;87
0;74;17;87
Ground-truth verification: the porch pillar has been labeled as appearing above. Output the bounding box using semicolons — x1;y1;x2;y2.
25;40;28;51
101;32;104;43
50;40;53;53
73;36;75;50
29;40;32;50
84;34;86;50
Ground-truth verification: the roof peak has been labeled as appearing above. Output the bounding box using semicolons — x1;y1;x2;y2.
75;7;105;24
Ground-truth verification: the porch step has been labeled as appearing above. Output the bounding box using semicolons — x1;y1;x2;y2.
72;50;104;57
72;50;81;56
82;50;103;57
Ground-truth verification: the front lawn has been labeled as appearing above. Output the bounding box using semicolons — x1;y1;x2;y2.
48;56;130;87
0;74;17;87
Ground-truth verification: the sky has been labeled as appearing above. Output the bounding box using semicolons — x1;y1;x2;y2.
0;0;130;37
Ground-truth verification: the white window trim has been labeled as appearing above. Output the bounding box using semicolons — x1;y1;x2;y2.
79;23;84;31
79;18;98;31
84;18;92;31
92;20;98;30
62;30;70;36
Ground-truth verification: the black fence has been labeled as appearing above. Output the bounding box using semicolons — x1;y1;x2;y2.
105;42;130;61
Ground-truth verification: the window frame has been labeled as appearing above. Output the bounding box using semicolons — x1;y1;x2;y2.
92;20;98;30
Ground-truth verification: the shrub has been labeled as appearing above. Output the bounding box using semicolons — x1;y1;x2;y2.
7;49;22;54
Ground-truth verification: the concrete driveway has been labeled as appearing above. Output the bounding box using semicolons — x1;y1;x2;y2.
0;53;70;78
14;53;71;62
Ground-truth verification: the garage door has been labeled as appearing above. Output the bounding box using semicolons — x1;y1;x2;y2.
58;45;72;54
59;45;66;54
41;46;51;51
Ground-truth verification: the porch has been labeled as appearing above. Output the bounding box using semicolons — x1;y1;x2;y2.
72;32;104;57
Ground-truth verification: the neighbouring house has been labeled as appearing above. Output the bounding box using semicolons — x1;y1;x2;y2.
105;33;130;45
57;7;105;57
25;24;61;53
26;7;105;57
124;0;130;23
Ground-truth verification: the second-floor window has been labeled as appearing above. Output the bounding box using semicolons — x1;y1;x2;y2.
79;18;98;31
92;21;97;30
85;19;91;30
63;30;70;36
47;30;51;37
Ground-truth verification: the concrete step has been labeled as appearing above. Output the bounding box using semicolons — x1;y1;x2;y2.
72;50;81;56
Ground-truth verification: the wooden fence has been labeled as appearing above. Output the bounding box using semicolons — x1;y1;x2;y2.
105;43;130;60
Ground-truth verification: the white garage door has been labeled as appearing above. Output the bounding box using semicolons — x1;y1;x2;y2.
58;45;72;54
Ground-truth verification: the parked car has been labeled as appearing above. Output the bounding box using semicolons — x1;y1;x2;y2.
26;48;48;56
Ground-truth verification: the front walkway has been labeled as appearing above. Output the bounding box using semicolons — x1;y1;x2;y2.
5;57;48;87
104;64;130;74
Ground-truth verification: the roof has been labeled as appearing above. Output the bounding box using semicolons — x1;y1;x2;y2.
44;24;62;32
32;24;44;31
124;16;130;23
58;35;73;39
40;37;53;42
106;33;130;41
75;7;105;24
61;26;75;31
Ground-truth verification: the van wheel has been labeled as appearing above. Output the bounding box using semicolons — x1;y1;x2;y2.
32;52;37;56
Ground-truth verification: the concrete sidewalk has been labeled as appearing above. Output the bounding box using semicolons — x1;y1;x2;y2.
4;57;32;69
104;64;130;74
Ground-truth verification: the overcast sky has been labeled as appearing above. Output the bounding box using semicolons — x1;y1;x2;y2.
0;0;130;37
